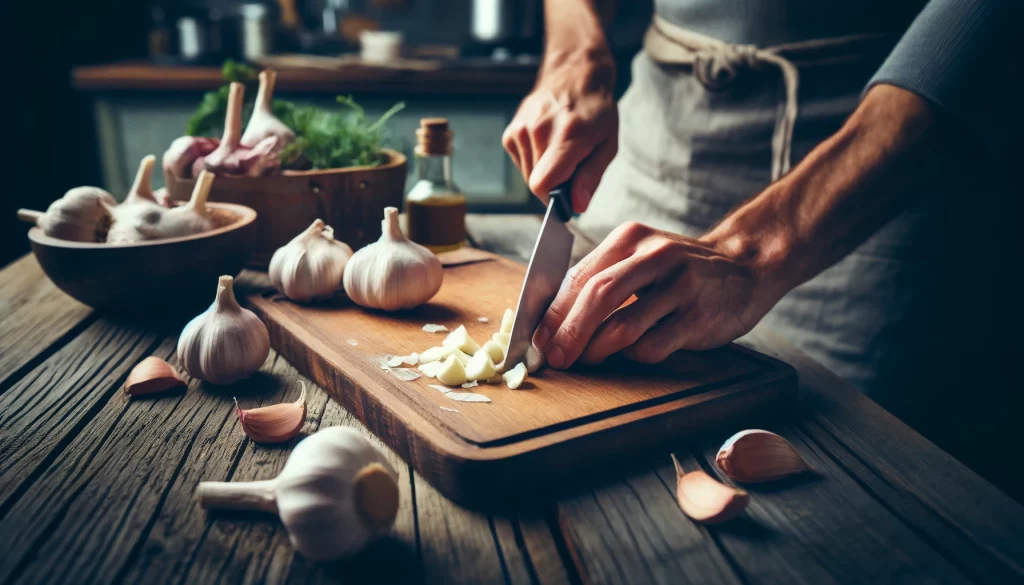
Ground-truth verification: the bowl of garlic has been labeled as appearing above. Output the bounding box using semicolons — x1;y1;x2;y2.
162;68;408;269
21;167;257;313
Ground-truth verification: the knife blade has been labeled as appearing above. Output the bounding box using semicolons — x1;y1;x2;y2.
503;183;575;369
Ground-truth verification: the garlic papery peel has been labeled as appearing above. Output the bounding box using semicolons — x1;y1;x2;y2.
124;356;186;397
19;187;116;242
241;69;296;148
502;362;527;389
716;430;810;483
342;207;443;311
235;383;308;443
672;454;749;524
195;427;400;560
177;275;270;385
269;219;354;302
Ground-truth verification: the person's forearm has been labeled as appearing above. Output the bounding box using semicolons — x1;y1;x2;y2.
542;0;616;64
702;84;963;299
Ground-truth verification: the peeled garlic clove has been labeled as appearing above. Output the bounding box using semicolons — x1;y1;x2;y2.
525;344;545;373
672;455;749;524
124;356;186;397
442;325;481;355
502;362;528;389
419;345;452;364
236;383;308;443
177;275;270;385
492;331;511;349
716;430;810;483
269;219;353;302
342;207;443;311
436;354;468;386
465;350;497;381
451;350;472;366
482;340;505;365
500;308;514;334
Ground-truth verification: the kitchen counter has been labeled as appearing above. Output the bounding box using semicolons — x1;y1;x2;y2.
72;59;538;96
1;214;1022;585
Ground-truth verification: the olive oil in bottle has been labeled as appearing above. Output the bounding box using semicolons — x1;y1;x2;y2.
405;118;467;253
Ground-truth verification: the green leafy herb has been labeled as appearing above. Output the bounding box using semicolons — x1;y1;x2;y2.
184;61;403;170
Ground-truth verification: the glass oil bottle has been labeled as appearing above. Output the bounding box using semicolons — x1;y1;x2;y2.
405;118;467;253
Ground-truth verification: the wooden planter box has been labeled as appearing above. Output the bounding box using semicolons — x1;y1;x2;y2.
165;149;408;268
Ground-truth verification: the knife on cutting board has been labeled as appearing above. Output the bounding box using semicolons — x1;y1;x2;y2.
503;182;575;369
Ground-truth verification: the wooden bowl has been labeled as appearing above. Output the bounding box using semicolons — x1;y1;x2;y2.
28;203;257;314
165;148;408;268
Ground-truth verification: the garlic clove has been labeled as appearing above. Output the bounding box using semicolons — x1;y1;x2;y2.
482;340;505;365
716;430;810;483
465;350;497;381
241;69;297;148
452;350;472;367
419;345;452;363
269;218;353;302
436;354;468;386
672;454;749;524
492;331;511;349
342;207;444;311
502;362;528;389
418;361;444;378
235;383;308;443
500;308;515;334
177;275;271;385
124;356;186;397
442;325;481;355
525;344;545;373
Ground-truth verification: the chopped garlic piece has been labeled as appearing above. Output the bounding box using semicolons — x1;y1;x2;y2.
419;346;452;363
422;324;449;333
491;332;511;351
502;362;528;389
465;350;497;381
500;308;514;334
482;340;504;365
436;355;468;386
446;392;492;403
419;361;444;378
442;325;482;355
452;349;472;366
477;317;489;323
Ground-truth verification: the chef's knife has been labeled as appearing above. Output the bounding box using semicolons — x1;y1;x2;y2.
504;182;575;368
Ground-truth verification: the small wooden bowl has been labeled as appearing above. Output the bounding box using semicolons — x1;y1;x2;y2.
28;203;257;314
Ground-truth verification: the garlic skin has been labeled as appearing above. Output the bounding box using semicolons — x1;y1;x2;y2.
269;219;353;302
241;69;296;148
196;427;400;560
177;274;270;385
672;454;749;524
18;187;116;242
343;207;443;311
235;383;307;443
716;430;810;483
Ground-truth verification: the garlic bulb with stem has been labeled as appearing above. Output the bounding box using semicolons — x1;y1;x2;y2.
107;155;170;243
269;219;353;302
241;69;296;148
343;207;443;311
163;135;219;180
196;426;400;560
108;170;220;243
177;274;270;385
17;186;116;242
201;82;281;177
123;154;162;205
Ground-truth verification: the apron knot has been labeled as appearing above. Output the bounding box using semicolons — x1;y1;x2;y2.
693;44;761;91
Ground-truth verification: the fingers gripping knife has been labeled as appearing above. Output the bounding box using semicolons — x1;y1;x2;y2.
503;183;575;369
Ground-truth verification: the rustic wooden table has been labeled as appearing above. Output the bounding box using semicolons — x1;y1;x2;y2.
1;215;1022;585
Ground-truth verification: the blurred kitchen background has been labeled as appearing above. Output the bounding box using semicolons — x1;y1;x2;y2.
2;0;651;267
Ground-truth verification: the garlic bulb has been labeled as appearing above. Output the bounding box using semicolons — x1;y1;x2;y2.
109;170;220;243
163;135;219;180
235;383;307;443
108;155;172;243
716;430;810;483
269;219;353;302
343;207;443;311
202;82;281;177
241;69;296;148
196;426;400;560
177;274;270;385
17;186;116;242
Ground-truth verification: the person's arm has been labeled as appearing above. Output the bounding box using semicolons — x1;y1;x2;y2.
502;0;618;212
533;84;965;369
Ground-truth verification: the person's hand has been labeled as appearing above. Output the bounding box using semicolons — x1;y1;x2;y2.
532;221;789;369
502;48;618;213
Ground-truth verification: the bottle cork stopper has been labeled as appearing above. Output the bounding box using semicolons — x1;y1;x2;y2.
416;117;452;156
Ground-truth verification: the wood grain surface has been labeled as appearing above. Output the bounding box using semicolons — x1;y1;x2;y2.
248;250;796;507
1;213;1022;585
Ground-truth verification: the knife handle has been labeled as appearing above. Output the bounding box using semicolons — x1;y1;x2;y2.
549;182;573;223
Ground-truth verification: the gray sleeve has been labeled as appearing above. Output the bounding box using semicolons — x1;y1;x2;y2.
867;0;1020;152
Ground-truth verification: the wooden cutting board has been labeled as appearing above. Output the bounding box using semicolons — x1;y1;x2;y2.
249;248;796;508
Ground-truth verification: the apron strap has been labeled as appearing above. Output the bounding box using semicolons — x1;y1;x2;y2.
644;15;888;181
